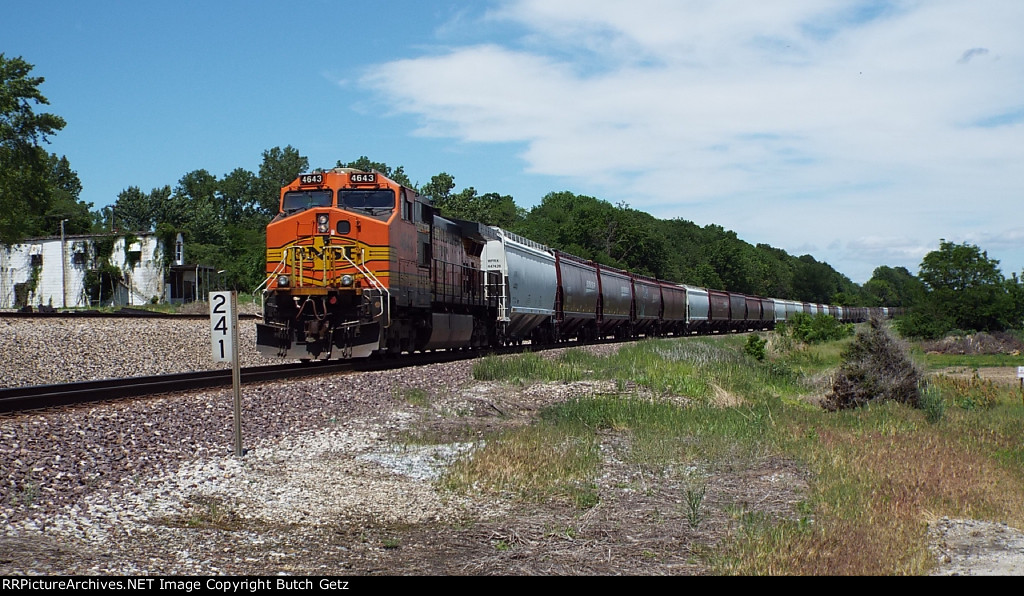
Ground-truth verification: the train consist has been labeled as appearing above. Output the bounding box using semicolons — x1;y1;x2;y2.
256;168;887;361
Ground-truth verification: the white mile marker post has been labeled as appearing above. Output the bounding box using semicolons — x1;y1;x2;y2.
1018;366;1024;407
210;291;243;456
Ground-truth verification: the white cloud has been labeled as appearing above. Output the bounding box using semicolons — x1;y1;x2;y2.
359;0;1024;283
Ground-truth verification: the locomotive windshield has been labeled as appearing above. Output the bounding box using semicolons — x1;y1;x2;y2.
281;190;333;214
339;189;395;220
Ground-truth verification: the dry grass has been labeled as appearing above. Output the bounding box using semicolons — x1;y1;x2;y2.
441;423;601;507
717;399;1024;575
929;373;1002;410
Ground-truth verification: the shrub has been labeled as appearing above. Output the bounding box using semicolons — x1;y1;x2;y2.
920;331;1024;355
744;335;767;361
894;310;952;340
824;316;922;411
779;313;854;344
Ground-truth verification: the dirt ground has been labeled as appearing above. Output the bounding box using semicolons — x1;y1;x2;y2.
936;365;1024;387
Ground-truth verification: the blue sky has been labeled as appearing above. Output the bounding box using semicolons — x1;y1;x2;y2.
6;0;1023;284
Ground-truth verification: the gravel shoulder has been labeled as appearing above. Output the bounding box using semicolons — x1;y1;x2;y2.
2;318;1022;575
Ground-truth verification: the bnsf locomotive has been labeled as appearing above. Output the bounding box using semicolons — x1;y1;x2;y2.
256;168;889;361
256;168;502;360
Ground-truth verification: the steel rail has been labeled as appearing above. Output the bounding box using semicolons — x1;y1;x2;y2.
0;332;710;414
0;361;352;414
0;309;259;320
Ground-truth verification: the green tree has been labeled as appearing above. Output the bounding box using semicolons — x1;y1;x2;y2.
217;167;268;290
257;145;308;216
515;193;667;276
863;266;925;308
172;169;226;252
1006;272;1024;328
430;180;523;230
112;186;160;232
793;254;840;304
420;172;456;204
0;54;69;243
218;167;260;222
41;153;91;234
899;240;1015;337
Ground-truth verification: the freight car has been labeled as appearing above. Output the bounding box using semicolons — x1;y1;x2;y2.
256;169;884;361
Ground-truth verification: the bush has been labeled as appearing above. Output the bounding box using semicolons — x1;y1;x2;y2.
824;316;922;411
744;335;767;361
920;331;1024;355
777;312;854;344
894;310;952;340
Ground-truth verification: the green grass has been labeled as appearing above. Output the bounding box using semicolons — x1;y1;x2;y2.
474;336;821;404
393;385;431;406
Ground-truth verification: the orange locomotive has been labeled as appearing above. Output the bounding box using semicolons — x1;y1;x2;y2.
256;168;501;360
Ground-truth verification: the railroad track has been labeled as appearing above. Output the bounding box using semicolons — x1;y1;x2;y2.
0;324;770;414
0;308;259;320
0;346;514;414
0;362;346;413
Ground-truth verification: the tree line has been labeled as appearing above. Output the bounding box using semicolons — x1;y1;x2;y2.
3;55;1021;336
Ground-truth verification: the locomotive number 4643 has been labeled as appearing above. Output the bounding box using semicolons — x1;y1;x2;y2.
350;172;377;184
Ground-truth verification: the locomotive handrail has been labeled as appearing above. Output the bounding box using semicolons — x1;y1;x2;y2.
252;254;290;318
493;227;551;253
256;244;390;326
254;256;289;297
342;249;390;328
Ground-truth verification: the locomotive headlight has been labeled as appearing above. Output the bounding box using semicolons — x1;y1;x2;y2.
277;275;290;287
341;274;354;287
316;213;329;234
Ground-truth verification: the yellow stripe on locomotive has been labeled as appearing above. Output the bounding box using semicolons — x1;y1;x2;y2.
266;238;392;290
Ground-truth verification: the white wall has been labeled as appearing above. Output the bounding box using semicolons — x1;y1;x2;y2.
0;233;168;309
